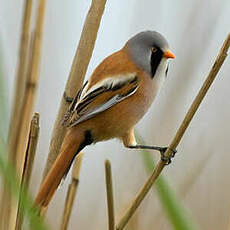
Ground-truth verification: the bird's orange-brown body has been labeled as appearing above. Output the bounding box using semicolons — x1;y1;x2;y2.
34;31;174;208
35;48;156;207
77;48;158;142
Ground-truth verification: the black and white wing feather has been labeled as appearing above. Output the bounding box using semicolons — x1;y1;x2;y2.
62;73;139;127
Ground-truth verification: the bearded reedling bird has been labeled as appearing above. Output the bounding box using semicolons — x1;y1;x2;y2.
35;31;175;208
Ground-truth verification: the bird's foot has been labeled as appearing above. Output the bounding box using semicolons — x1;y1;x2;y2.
63;92;74;103
159;147;177;165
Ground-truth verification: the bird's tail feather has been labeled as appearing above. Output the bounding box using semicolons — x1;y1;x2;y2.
34;128;90;208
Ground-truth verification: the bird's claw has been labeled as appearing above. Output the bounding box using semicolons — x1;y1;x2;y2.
159;147;177;165
63;92;74;103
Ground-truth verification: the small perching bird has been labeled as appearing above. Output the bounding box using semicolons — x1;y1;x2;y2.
35;31;175;208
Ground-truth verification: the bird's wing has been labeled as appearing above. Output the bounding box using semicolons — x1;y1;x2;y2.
62;73;139;127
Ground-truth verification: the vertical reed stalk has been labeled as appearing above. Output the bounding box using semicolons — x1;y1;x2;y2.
0;0;33;228
15;113;40;230
8;1;47;229
42;0;107;180
105;160;115;230
116;33;230;230
60;153;83;230
8;0;33;162
15;0;46;178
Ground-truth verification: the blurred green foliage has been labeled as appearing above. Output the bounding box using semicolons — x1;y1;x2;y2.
136;131;199;230
0;144;48;230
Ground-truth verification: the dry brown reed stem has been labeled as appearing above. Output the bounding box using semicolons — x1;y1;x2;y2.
60;153;84;230
42;0;107;179
8;0;33;163
105;160;115;230
116;33;230;230
8;1;47;229
15;113;40;230
16;0;46;177
0;0;33;227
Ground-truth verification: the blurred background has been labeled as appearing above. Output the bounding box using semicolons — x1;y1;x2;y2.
1;0;230;229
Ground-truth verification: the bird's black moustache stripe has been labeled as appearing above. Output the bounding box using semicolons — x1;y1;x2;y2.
151;48;163;78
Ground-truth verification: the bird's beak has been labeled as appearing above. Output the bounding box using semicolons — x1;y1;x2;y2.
163;50;175;59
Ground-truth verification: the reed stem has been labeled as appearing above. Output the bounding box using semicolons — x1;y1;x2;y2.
105;160;115;230
8;1;47;229
0;0;33;228
60;153;84;230
42;0;107;180
15;113;40;230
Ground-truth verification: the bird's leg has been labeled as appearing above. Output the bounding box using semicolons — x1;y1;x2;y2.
122;129;177;165
63;92;74;103
127;145;177;164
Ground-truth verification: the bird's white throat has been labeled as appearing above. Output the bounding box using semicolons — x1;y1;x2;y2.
154;58;168;90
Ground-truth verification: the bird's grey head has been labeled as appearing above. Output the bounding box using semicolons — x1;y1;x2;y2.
125;31;175;78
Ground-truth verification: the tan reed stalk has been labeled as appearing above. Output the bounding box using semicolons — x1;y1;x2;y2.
15;113;40;230
0;0;33;228
60;153;84;230
105;160;115;230
8;1;47;229
42;0;107;179
15;0;46;177
116;33;230;230
8;0;33;163
125;214;139;230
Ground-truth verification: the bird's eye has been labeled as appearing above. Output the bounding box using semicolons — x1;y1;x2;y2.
151;47;157;53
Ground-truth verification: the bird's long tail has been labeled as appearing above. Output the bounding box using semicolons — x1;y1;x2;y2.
34;128;92;208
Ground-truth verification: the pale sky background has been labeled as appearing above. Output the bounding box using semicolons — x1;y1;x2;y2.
1;0;230;229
